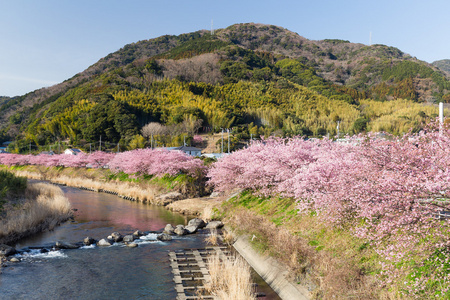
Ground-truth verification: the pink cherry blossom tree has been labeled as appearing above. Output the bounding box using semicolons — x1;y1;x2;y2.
208;122;450;295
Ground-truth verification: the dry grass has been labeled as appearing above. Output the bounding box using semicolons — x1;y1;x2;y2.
56;176;157;203
12;170;44;180
8;168;159;204
222;230;235;246
0;183;72;244
167;196;224;216
201;206;214;221
202;253;256;300
202;133;225;153
205;229;219;246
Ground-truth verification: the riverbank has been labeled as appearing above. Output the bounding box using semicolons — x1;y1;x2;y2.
0;178;72;245
2;166;309;299
166;196;224;218
0;184;210;300
0;165;388;298
1;165;206;206
218;192;383;299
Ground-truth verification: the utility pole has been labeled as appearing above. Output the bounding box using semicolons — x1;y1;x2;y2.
89;143;91;154
227;129;230;153
336;121;340;139
221;129;224;153
99;135;102;151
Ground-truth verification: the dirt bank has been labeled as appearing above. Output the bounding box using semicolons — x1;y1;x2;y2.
166;196;224;217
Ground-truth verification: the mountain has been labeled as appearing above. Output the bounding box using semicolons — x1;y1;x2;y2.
0;96;10;107
1;23;449;150
432;59;450;75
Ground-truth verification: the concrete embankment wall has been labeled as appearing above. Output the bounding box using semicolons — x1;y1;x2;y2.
233;235;310;300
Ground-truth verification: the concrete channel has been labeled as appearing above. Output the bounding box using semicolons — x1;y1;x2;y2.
233;235;311;300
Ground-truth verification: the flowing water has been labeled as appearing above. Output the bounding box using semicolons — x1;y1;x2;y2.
0;185;280;300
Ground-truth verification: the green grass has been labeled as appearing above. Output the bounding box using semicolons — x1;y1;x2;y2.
149;173;190;190
0;170;27;212
221;191;385;297
222;190;450;298
10;165;27;171
107;171;141;183
404;248;450;299
2;164;204;198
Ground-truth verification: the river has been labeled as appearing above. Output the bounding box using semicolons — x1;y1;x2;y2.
0;184;280;299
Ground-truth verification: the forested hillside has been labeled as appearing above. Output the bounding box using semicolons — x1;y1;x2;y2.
433;59;450;75
0;96;10;107
1;23;449;152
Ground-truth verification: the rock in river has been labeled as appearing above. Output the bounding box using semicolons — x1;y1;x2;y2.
188;218;206;229
0;244;16;257
206;221;224;229
123;235;135;243
55;241;79;249
97;238;113;246
133;230;144;238
185;225;199;234
157;233;172;241
111;232;123;242
174;225;187;236
163;224;175;235
83;237;97;246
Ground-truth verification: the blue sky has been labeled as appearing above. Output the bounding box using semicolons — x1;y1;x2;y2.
0;0;449;97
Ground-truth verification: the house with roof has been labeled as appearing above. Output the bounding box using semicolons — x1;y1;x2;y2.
1;141;12;151
64;148;82;155
39;151;55;155
169;145;202;157
201;153;227;159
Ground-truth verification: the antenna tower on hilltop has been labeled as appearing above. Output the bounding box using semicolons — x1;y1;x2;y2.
211;19;214;35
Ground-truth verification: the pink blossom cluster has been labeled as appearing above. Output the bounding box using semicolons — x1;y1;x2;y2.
108;148;205;177
0;151;113;169
0;149;205;178
209;133;450;236
193;135;203;143
208;123;450;295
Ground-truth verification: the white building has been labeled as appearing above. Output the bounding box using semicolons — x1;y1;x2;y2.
173;146;202;157
64;148;82;155
164;146;202;157
201;153;227;159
